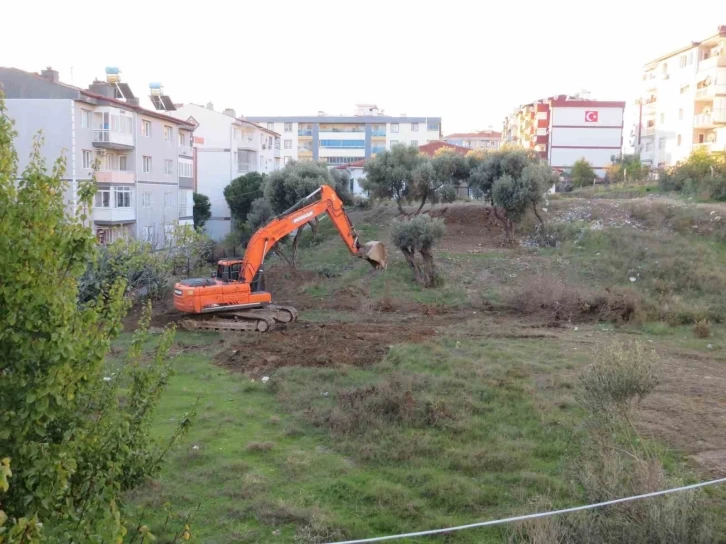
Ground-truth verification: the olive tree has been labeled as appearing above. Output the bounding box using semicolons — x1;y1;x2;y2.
391;214;446;287
362;144;425;214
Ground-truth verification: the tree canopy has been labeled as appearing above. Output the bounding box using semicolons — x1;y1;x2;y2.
571;158;597;188
193;192;212;230
224;171;265;225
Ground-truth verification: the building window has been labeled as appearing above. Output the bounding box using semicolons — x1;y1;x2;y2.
143;156;152;173
658;137;666;150
179;132;187;146
119;155;128;171
164;159;173;175
659;113;665;123
677;134;682;146
390;123;399;133
284;122;292;132
661;62;668;74
410;140;418;147
427;122;440;131
679;108;684;121
284;156;291;165
319;139;365;149
81;109;92;129
179;189;190;217
142;120;151;137
679;55;687;68
164;126;172;141
390;140;398;148
178;161;193;178
411;122;419;131
689;51;694;65
284;139;292;149
115;186;132;208
267;122;274;130
680;84;690;94
142;192;152;207
95;189;111;208
164;192;174;207
82;150;92;169
645;141;653;152
141;226;154;242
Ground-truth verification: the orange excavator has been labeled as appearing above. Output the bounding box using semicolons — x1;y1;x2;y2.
173;185;386;332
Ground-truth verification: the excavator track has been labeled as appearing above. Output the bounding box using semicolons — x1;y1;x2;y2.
179;304;299;333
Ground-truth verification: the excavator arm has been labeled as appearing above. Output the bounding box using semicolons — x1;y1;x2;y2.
240;184;375;283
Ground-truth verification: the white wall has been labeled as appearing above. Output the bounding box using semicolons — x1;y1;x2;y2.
551;106;624;127
550;127;623;147
550;148;616;172
386;121;438;147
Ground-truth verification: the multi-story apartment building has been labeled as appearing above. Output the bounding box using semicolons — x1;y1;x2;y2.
633;25;726;168
247;104;442;166
443;130;501;150
502;93;625;176
170;103;281;241
0;66;196;245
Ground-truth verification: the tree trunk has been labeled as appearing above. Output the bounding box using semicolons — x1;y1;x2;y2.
492;206;514;245
395;196;407;216
532;202;545;229
419;248;437;287
290;225;305;268
400;246;417;270
414;191;428;216
309;218;319;240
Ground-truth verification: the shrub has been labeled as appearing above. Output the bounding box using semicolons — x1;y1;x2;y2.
439;184;457;203
577;340;658;420
693;319;711;338
193;192;212;230
391;214;446;287
78;237;171;304
571;158;597;188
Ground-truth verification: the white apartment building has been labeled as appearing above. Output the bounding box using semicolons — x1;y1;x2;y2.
634;25;726;167
170;103;281;241
246;104;442;166
502;93;625;177
0;66;196;245
443;130;501;150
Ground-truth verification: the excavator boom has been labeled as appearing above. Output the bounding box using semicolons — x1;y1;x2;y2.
173;185;385;332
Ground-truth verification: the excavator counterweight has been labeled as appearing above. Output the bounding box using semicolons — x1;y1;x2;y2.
173;186;384;332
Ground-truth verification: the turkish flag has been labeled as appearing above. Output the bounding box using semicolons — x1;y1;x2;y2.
585;111;599;122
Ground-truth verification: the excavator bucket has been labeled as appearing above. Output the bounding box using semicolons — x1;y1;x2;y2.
362;241;387;270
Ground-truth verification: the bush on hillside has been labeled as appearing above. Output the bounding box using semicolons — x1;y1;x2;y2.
391;214;446;287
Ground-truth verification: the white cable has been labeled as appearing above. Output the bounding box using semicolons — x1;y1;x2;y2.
328;476;726;544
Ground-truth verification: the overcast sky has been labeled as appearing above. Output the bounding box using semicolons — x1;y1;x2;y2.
3;0;724;133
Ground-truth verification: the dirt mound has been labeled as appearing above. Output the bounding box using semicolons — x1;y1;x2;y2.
439;204;507;250
217;322;435;376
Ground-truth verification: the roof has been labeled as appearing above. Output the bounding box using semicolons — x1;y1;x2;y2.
549;98;626;108
0;67;195;128
444;130;501;140
334;159;366;169
644;25;726;68
175;104;280;136
417;141;470;157
246;115;441;124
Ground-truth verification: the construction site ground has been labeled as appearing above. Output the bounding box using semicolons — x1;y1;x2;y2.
123;194;726;543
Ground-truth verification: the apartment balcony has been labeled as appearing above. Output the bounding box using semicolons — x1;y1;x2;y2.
698;55;726;71
178;144;193;158
643;76;657;92
298;130;313;137
274;147;281;158
371;145;386;154
371;130;386;137
693;142;726;153
694;110;726;128
93;207;135;224
641;101;657;115
237;162;252;173
96;170;135;184
92;129;134;150
642;126;656;137
236;139;257;151
695;85;726;101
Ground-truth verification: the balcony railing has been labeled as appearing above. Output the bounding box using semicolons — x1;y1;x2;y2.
693;142;725;153
178;144;193;157
319;127;365;133
371;130;386;137
93;207;135;223
694;110;726;127
695;85;726;100
92;130;134;149
698;55;726;71
371;146;386;154
178;205;189;218
96;171;135;184
298;130;313;136
237;162;251;173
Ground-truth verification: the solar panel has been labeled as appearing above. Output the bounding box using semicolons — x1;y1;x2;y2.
149;95;164;110
160;95;176;111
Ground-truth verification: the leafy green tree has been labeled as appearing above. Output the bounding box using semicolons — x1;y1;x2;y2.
607;153;648;182
391;214;446;287
193;192;212;230
468;148;535;201
362;144;425;214
330;168;354;206
571;158;597;188
432;148;470;188
246;197;275;231
0;97;192;541
224;171;265;225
